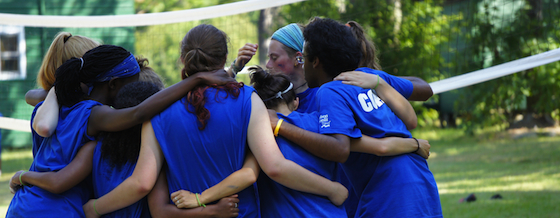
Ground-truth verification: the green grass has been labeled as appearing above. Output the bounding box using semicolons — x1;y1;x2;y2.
0;148;33;217
414;128;560;217
1;128;559;217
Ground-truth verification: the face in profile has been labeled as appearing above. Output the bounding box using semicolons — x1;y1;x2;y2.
303;43;319;88
266;40;298;76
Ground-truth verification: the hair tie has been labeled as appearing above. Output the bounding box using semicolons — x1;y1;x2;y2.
345;23;352;28
263;82;294;102
79;58;84;70
64;34;72;43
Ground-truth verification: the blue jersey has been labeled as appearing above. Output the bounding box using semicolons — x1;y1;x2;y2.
92;141;150;218
316;81;442;218
8;100;101;218
299;67;413;114
258;111;346;218
151;86;259;218
296;87;319;113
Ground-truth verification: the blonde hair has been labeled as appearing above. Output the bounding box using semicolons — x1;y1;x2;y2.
37;32;100;90
136;56;165;90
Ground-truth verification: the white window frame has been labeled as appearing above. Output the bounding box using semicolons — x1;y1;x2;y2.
0;25;26;80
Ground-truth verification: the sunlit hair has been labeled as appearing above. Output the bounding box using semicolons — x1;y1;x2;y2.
136;56;165;90
179;24;243;130
250;66;296;109
346;21;382;71
37;32;100;90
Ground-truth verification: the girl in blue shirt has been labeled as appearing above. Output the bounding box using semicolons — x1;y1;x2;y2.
83;24;347;218
8;45;233;218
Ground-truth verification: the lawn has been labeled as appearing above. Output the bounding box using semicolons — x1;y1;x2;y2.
1;128;559;217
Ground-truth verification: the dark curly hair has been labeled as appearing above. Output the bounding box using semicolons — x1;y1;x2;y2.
99;81;161;167
249;66;296;109
303;17;362;78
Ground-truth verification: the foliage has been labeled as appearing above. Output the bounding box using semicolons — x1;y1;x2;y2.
134;0;259;86
455;0;560;132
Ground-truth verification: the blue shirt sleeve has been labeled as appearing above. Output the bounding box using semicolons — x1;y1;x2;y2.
356;67;413;99
316;83;362;138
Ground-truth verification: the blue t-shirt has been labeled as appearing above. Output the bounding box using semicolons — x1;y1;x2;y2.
296;87;319;113
92;141;150;218
298;68;413;114
316;81;442;218
8;100;101;218
258;111;346;218
151;86;259;218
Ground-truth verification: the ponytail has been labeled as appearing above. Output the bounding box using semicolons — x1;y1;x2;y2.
249;66;295;109
54;45;132;107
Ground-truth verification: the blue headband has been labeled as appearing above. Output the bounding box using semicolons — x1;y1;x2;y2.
86;54;140;95
271;23;304;53
90;54;140;83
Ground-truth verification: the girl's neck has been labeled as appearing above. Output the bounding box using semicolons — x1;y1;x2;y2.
274;103;293;117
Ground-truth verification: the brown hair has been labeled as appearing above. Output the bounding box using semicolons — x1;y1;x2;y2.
180;24;242;130
136;56;165;90
37;32;100;90
346;21;382;71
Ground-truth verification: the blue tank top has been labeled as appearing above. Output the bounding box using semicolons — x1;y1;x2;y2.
7;100;101;218
151;86;259;218
258;111;346;217
316;81;442;218
92;141;151;218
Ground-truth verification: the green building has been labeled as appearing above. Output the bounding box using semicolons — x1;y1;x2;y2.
0;0;135;148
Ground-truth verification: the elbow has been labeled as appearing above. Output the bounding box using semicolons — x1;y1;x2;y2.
263;162;284;181
33;122;55;137
335;147;350;163
374;145;391;156
406;119;418;130
49;185;67;194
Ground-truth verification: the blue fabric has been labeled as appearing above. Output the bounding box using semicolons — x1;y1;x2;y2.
92;141;150;218
7;100;101;218
355;67;414;99
89;54;140;83
316;81;442;218
151;86;259;218
258;111;346;218
271;23;304;53
295;87;319;113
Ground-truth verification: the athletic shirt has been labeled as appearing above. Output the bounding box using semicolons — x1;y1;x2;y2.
295;87;319;113
297;67;413;114
258;111;346;218
151;86;260;218
92;141;151;218
7;100;101;218
316;80;442;218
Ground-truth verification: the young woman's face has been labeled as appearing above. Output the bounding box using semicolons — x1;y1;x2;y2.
266;40;297;76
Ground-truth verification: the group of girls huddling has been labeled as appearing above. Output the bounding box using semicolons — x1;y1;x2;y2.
8;17;442;218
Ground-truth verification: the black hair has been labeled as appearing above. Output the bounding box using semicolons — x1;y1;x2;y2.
249;66;296;109
99;81;161;167
303;17;362;78
54;45;131;107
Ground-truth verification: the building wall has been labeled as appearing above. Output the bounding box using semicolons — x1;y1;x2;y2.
0;0;135;148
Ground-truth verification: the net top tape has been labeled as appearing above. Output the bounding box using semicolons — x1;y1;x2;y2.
0;0;304;28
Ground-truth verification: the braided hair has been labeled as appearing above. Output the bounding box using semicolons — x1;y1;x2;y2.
54;45;131;107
